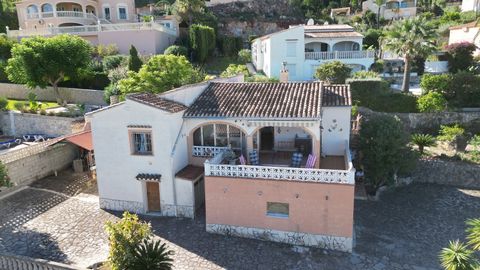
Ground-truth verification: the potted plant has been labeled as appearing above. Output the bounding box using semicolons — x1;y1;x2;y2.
223;149;237;165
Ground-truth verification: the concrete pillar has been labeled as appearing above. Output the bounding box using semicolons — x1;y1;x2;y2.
246;135;254;163
314;139;321;168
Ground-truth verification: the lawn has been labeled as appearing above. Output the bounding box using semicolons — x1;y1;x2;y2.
6;99;59;111
203;56;241;75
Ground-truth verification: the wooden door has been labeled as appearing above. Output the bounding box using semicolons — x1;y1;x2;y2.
146;182;160;212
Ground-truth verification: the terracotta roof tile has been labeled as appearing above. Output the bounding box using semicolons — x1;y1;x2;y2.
127;92;188;113
322;85;351;107
176;165;204;181
184;82;351;119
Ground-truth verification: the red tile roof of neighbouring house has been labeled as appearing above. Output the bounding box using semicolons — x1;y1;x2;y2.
184;82;351;119
127;92;188;113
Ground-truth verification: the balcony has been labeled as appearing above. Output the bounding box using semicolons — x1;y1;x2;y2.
305;50;375;60
204;146;355;185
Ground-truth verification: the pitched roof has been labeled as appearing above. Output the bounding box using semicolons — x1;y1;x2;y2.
449;20;479;30
304;24;363;38
184;82;351;119
322;85;352;107
127;92;188;113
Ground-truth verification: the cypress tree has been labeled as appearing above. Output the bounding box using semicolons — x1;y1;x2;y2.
128;45;143;72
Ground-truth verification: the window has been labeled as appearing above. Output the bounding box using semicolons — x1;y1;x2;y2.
202;124;215;146
131;131;152;155
192;124;245;150
286;40;297;57
103;6;111;20
267;202;289;218
27;4;38;14
118;6;127;20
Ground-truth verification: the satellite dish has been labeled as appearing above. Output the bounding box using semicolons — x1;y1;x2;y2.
307;18;314;26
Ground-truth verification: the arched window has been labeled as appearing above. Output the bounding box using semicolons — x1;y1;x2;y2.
27;4;39;14
41;3;53;12
192;124;245;150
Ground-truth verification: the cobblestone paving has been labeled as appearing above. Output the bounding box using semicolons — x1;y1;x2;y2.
0;171;479;269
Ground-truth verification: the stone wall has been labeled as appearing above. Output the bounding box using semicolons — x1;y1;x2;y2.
0;111;82;137
0;253;83;270
1;143;78;188
99;198;195;218
409;158;480;189
0;83;107;106
358;107;480;133
206;224;353;252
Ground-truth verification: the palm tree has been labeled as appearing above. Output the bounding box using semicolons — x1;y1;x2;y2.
375;0;385;28
129;239;175;270
411;133;435;155
383;17;437;93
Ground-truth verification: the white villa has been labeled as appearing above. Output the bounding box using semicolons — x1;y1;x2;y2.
88;77;356;251
449;20;480;56
362;0;418;20
251;23;375;81
461;0;480;12
7;0;177;54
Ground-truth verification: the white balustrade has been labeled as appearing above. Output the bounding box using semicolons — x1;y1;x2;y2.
41;12;55;18
305;50;375;60
26;13;40;19
56;11;85;18
192;146;230;157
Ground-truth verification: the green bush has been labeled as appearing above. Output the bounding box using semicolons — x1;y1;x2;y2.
190;24;216;63
237;49;251;63
351;70;380;79
0;161;10;188
420;73;451;96
164;45;188;57
103;55;127;71
445;42;477;73
314;61;351;84
105;212;152;270
417;91;447;112
0;60;8;82
245;74;279;82
218;35;243;57
128;46;143;72
13;101;26;111
0;97;7;111
220;64;249;78
438;124;465;142
0;34;16;60
420;73;480;108
104;83;121;103
370;60;384;73
360;114;415;192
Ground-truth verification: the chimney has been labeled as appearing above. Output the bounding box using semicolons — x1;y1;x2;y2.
280;61;289;82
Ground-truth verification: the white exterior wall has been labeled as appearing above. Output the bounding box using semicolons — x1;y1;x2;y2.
449;27;480;56
321;106;351;156
462;0;480;12
267;26;305;81
91;99;187;216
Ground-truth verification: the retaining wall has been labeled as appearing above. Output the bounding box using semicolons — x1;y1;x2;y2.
0;83;107;106
0;142;78;188
0;111;83;137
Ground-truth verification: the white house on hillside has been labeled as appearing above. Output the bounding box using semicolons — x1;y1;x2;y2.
362;0;418;20
88;77;356;251
448;20;480;56
462;0;480;12
251;23;375;81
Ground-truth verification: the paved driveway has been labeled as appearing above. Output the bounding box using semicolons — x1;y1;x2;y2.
0;171;479;269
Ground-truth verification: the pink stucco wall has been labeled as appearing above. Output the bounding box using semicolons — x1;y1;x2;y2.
205;176;354;238
98;29;175;54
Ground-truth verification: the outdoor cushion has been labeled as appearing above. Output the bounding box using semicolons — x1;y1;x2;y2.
290;152;303;168
239;154;246;165
249;151;259;166
305;154;317;168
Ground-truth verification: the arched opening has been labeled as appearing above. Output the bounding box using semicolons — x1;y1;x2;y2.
41;4;54;17
86;5;96;15
27;5;39;18
56;2;83;13
333;41;360;51
192;123;247;156
305;42;329;52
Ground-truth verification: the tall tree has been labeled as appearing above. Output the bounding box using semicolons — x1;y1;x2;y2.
6;34;91;104
189;24;215;63
128;45;143;72
172;0;206;26
382;17;437;93
375;0;385;28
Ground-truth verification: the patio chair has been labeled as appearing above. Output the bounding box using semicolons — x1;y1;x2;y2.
290;152;303;168
239;154;246;165
305;154;317;169
249;150;259;166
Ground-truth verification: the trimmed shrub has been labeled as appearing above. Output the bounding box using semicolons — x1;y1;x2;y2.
103;55;127;71
237;49;252;63
420;73;451;96
128;46;143;72
164;45;188;57
351;70;380;79
218;35;243;57
420;73;480;108
438;124;465;142
314;61;352;84
417;91;447;112
445;42;477;73
190;24;216;63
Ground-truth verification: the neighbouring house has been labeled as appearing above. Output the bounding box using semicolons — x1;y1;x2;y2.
7;0;177;54
362;0;418;20
461;0;480;12
251;23;375;81
448;20;480;56
89;77;356;252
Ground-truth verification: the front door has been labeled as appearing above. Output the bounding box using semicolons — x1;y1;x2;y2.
260;127;274;151
146;182;160;212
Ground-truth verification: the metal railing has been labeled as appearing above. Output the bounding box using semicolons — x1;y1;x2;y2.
305;50;375;60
